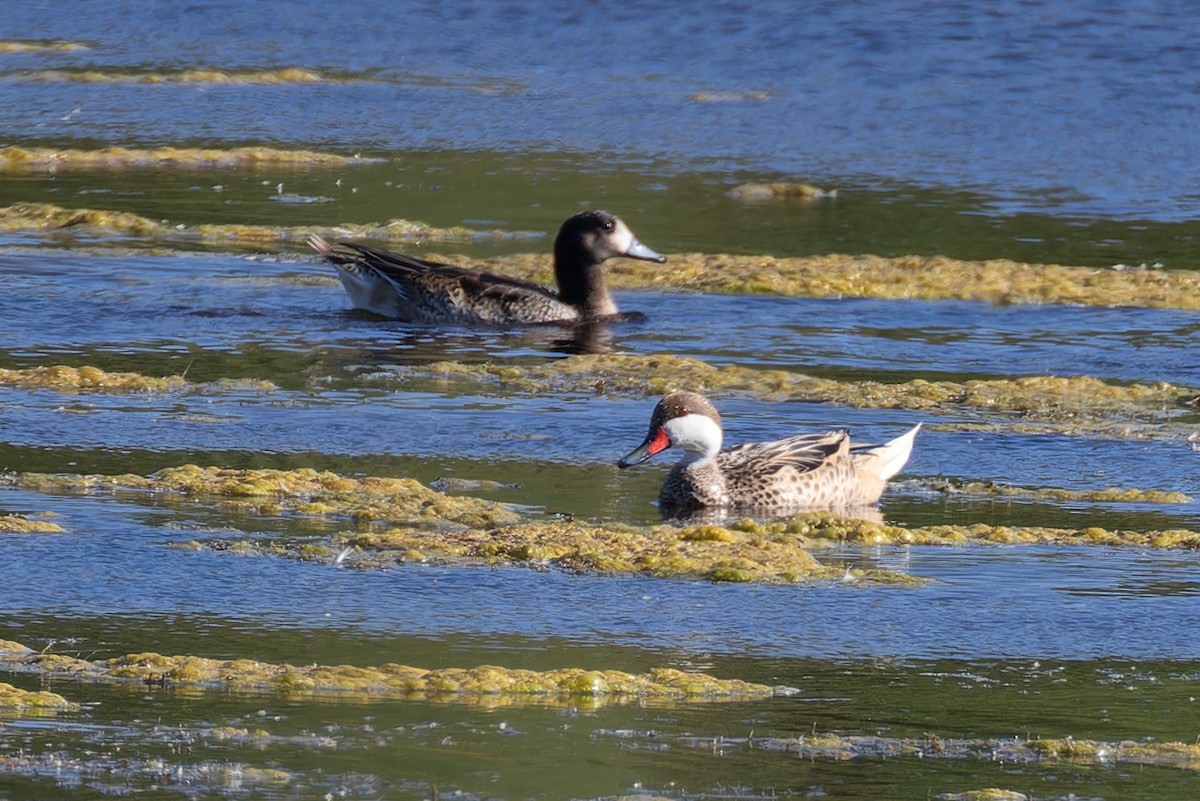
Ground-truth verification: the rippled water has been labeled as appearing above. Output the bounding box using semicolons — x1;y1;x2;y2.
3;2;1200;800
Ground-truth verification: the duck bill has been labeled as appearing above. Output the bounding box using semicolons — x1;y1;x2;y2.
617;426;671;468
624;236;666;263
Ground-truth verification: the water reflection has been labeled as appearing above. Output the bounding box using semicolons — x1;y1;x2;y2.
660;503;886;525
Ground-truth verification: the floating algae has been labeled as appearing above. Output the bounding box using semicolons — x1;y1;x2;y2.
11;464;1200;584
372;354;1198;435
0;751;293;795
0;39;89;53
0;364;186;393
0;145;379;171
727;181;837;202
0;640;777;705
4;465;520;528
0;202;536;244
0;680;75;714
687;90;771;102
332;517;910;584
920;478;1193;505
679;730;1200;773
0;514;64;533
421;250;1200;311
12;67;351;85
0;364;275;395
1;464;913;584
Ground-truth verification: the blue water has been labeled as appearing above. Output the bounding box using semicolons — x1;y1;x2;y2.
4;4;1200;799
4;0;1199;220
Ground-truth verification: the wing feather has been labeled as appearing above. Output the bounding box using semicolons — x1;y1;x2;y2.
720;430;848;475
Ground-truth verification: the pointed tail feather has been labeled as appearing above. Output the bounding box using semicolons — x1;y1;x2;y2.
307;233;339;260
852;422;921;483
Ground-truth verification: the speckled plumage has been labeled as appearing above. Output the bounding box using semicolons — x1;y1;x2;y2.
618;391;920;516
308;210;665;325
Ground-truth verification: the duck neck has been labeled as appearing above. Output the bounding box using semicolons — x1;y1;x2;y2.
665;415;723;468
554;245;617;318
678;449;716;469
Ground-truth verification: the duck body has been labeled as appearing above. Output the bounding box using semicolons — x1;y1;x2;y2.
308;210;665;325
618;391;920;516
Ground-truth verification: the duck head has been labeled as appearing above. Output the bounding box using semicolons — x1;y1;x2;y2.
618;391;723;468
554;210;665;317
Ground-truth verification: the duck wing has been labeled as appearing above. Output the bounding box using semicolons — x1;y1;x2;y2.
343;243;548;293
337;242;575;323
720;429;849;475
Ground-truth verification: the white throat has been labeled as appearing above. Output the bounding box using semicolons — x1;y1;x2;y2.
663;414;722;466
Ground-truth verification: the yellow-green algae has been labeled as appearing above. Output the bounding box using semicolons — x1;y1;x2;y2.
419;250;1200;311
11;465;1200;586
333;517;918;585
341;513;1200;567
0;146;378;171
14;67;349;84
727;181;837;202
0;202;534;244
0;681;76;714
922;478;1193;504
0;364;275;395
1;465;914;585
5;465;520;528
714;731;1200;772
0;514;64;533
0;640;775;705
0;364;187;392
687;90;771;102
0;39;89;53
376;353;1197;431
937;791;1028;801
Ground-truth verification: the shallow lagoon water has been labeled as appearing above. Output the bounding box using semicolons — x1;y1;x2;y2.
3;2;1200;799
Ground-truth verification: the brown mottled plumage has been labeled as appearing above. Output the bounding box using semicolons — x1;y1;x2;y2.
308;210;665;325
618;391;920;516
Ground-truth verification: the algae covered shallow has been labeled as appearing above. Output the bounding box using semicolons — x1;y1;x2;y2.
7;465;1200;591
4;464;520;528
370;353;1200;437
677;730;1200;773
0;202;538;244
0;465;907;584
0;364;275;395
0;640;777;705
0;680;75;714
400;249;1200;311
919;478;1193;505
6;198;1200;310
10;67;355;85
0;514;63;533
0;146;380;171
0;39;88;53
3;4;1200;800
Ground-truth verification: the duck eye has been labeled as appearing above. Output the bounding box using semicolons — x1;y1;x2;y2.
602;219;614;231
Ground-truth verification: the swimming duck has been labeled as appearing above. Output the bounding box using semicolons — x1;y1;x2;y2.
617;391;920;515
308;210;665;325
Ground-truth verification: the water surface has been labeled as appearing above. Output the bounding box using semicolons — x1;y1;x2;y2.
2;2;1200;799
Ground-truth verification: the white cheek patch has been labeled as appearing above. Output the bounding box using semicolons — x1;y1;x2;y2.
608;220;635;255
663;414;723;460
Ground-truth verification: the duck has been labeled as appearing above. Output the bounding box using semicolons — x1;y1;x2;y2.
308;210;666;325
617;391;920;515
